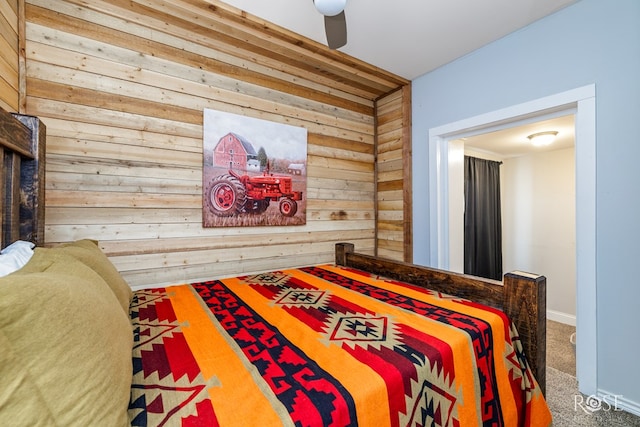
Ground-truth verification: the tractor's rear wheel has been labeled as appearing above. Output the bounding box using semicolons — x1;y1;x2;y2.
205;174;246;216
279;197;297;217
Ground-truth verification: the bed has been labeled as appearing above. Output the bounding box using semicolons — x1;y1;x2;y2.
0;107;551;426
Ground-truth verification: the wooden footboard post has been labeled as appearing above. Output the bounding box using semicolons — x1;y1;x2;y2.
503;272;547;395
12;114;46;246
335;242;355;266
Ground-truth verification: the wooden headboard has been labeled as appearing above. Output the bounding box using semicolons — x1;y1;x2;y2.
0;107;46;248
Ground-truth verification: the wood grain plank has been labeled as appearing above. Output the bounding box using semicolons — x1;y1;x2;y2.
23;0;410;289
26;1;387;107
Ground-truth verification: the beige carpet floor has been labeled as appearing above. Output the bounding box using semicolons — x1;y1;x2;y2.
546;320;640;426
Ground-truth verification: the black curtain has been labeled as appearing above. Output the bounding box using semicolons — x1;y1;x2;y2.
464;156;503;280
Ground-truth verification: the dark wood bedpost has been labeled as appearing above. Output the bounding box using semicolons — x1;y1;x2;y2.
0;108;46;248
12;114;46;247
503;272;547;395
335;242;354;266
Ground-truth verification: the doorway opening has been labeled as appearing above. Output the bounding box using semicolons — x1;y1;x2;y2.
461;114;578;378
427;85;596;395
459;113;576;317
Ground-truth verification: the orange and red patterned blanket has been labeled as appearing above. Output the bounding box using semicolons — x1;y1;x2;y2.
128;264;551;426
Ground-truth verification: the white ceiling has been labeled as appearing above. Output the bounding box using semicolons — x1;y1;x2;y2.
460;114;575;158
219;0;578;80
219;0;578;156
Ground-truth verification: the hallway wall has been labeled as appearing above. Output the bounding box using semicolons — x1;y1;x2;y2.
502;147;576;324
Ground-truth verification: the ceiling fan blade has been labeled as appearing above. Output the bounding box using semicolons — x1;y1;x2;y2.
324;11;347;49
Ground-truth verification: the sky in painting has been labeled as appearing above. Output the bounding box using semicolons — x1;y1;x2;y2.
203;109;307;161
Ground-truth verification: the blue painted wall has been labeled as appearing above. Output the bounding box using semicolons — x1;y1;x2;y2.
412;0;640;409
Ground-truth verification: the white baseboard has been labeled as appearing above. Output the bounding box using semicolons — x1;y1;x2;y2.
597;387;640;417
547;309;576;326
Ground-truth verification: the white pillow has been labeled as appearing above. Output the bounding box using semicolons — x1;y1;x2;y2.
0;240;35;277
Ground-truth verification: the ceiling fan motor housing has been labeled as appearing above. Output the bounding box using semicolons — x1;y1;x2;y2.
314;0;346;16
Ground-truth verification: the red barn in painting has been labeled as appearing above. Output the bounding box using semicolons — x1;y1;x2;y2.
213;132;260;171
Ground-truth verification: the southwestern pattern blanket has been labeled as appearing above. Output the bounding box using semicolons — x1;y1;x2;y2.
128;264;551;426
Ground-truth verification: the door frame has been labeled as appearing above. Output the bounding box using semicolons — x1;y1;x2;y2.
427;84;597;395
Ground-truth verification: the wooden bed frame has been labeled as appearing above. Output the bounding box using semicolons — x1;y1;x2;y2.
0;107;46;249
336;242;547;394
0;106;545;395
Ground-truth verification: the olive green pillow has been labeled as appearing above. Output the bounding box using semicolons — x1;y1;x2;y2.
50;240;132;313
0;253;132;426
0;331;55;425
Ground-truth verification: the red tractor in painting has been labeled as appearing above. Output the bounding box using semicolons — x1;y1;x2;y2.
205;169;302;217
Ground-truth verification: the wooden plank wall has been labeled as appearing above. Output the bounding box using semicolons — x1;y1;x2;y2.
375;85;412;262
0;0;19;111
22;0;411;288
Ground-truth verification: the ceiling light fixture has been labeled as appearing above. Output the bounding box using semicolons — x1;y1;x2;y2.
527;131;558;147
314;0;347;16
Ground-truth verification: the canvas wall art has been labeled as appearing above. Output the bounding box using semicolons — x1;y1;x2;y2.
202;109;308;227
